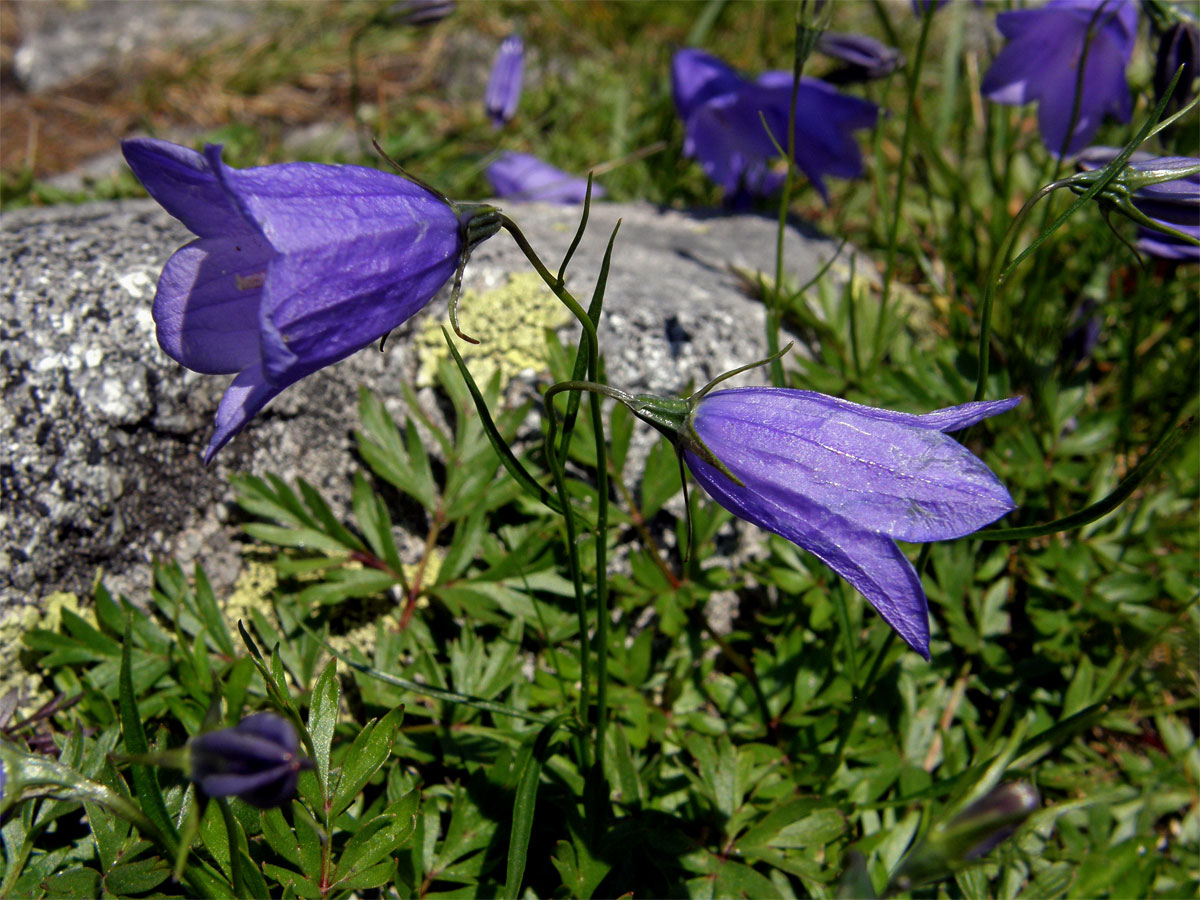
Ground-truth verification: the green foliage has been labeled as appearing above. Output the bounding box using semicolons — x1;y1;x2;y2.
3;2;1198;898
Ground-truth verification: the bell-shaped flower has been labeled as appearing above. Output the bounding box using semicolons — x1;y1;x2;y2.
189;713;313;809
897;782;1040;888
671;48;878;202
122;138;499;461
817;32;905;83
485;34;524;128
680;389;1019;657
382;0;456;28
1155;21;1199;121
1077;146;1200;260
485;151;603;204
981;0;1137;157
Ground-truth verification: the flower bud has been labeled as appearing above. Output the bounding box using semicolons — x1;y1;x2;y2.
897;782;1040;888
484;34;524;128
189;713;313;809
1155;21;1200;120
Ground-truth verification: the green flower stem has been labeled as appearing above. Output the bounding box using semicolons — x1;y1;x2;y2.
873;0;934;367
500;214;612;780
972;179;1061;401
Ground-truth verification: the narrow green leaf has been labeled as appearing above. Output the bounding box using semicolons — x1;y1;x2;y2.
309;659;340;795
298;478;365;551
443;327;564;515
332;706;405;819
118;623;178;853
504;716;572;900
193;564;235;657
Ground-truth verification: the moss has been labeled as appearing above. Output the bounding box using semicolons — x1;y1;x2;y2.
413;271;569;388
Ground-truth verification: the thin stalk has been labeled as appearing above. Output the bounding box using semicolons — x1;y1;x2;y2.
973;180;1062;400
873;3;935;365
501;215;611;781
769;13;804;387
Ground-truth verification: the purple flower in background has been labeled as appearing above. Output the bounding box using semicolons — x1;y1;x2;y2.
684;389;1020;657
122;138;497;461
190;713;313;809
1078;146;1200;260
486;151;603;204
912;0;949;13
485;34;524;128
982;0;1137;157
383;0;455;27
672;48;878;202
1155;21;1200;122
818;32;905;83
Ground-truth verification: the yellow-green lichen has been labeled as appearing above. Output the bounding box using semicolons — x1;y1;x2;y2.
222;557;281;633
326;551;442;659
414;271;568;388
0;592;96;715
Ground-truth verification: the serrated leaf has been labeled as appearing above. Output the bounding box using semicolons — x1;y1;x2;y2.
261;807;302;867
352;472;405;575
335;793;419;883
332;706;404;819
104;856;172;895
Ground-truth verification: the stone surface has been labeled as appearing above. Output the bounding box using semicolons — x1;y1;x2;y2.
1;196;846;614
11;0;256;94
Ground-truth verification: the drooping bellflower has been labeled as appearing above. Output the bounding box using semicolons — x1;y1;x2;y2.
122;138;499;461
1154;21;1200;130
632;387;1019;658
189;713;313;809
981;0;1137;157
1077;146;1200;260
485;34;524;128
817;32;905;83
485;151;604;204
671;48;878;202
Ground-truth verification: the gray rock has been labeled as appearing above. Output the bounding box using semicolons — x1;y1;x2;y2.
1;196;844;615
12;0;257;94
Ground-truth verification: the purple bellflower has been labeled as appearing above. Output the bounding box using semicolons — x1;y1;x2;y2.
122;138;499;461
671;48;878;202
382;0;456;28
485;151;604;204
634;388;1020;658
1155;21;1199;120
817;32;905;83
189;713;313;809
485;34;524;128
1078;146;1200;260
981;0;1137;157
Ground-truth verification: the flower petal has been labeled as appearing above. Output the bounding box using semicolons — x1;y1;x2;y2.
692;389;1016;544
686;451;931;658
672;48;744;122
152;236;272;374
201;144;458;256
197;766;292;799
234;712;300;754
484;34;524;127
256;227;461;384
198;145;463;385
1035;28;1131;155
205;364;285;464
485;151;603;204
915;397;1023;433
121;138;250;240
